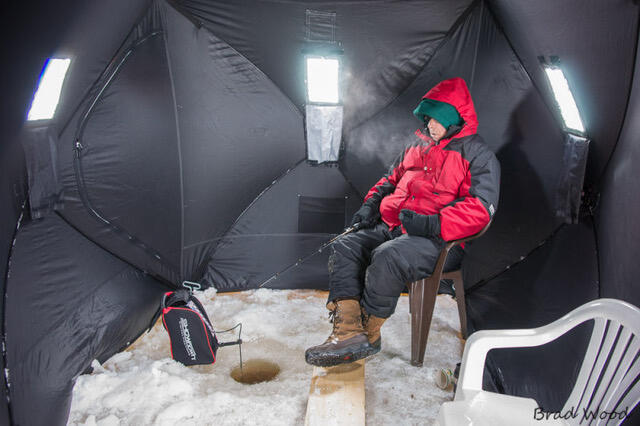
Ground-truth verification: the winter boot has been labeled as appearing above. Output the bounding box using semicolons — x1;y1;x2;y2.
305;299;375;367
362;308;386;354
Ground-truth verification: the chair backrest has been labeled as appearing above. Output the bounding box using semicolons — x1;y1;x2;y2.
455;299;640;424
433;219;492;276
428;219;493;282
560;299;640;424
445;218;493;251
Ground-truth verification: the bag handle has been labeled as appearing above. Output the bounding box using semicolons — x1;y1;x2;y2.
161;289;191;310
147;281;205;333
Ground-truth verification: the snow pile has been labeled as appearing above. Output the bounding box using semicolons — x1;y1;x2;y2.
68;289;463;425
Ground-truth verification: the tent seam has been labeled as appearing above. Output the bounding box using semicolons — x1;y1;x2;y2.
55;212;174;288
184;232;344;250
161;7;186;283
70;30;181;279
0;202;26;425
590;215;602;299
469;1;483;91
466;223;566;295
190;158;307;283
337;167;365;200
165;0;304;119
208;158;306;249
57;0;156;138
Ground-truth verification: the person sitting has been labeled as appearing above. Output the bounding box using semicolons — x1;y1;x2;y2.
305;77;501;367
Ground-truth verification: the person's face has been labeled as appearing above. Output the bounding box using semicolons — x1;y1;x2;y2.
427;118;447;142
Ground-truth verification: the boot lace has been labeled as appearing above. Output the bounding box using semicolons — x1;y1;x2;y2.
361;310;369;326
327;309;340;341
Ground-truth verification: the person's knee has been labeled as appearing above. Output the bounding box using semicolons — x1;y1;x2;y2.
370;243;393;265
364;258;409;299
361;282;400;318
369;244;411;282
331;234;366;263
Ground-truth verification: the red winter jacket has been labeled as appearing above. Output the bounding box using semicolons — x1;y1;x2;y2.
364;78;500;241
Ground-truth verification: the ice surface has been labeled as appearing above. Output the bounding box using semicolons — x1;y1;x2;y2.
68;289;463;425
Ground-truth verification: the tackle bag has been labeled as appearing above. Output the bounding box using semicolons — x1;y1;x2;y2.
161;289;219;365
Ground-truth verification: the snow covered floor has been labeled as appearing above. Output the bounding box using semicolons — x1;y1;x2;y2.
68;289;464;425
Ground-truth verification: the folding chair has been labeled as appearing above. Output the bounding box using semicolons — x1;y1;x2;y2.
407;220;491;366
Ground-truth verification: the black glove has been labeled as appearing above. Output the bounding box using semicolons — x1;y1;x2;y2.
350;198;381;229
349;182;395;229
399;209;441;238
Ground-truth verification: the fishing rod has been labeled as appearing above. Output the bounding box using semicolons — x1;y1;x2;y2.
257;222;365;288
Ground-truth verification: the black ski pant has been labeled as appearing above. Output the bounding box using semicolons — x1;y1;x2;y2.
328;222;464;318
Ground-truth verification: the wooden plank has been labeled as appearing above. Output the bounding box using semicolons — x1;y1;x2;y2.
305;360;365;426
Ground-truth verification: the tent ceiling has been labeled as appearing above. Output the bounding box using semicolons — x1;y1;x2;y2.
177;0;474;127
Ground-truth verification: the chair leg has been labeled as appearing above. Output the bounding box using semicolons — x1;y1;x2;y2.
409;275;439;367
451;270;467;338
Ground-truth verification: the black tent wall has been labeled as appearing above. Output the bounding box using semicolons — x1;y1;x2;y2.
1;1;101;423
487;0;639;187
0;2;162;424
56;1;307;285
203;161;362;291
2;0;640;424
5;214;167;426
598;31;640;308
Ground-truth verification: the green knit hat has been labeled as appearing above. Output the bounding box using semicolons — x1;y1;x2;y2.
413;98;463;129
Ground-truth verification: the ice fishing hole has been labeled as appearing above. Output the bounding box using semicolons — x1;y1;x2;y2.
231;359;280;384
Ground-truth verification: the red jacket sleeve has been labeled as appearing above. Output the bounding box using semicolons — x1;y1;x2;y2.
439;147;500;241
363;147;408;202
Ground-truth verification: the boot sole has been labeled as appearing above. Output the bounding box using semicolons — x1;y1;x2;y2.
305;342;380;367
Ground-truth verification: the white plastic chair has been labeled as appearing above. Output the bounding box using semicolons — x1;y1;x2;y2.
436;298;640;425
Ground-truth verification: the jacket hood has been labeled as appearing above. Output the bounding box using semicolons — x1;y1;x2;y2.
421;77;478;139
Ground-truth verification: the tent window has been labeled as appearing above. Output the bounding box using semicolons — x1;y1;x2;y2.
305;57;340;104
544;66;585;134
305;55;343;163
303;10;343;162
27;58;71;121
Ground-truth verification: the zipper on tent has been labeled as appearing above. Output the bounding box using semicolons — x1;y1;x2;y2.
71;30;180;281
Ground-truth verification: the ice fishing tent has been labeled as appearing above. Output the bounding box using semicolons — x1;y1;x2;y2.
1;0;639;424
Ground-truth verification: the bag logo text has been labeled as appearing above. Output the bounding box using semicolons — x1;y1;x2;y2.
179;317;197;361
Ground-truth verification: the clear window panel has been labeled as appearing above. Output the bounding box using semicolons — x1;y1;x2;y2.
544;67;585;133
306;57;339;104
27;58;71;121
